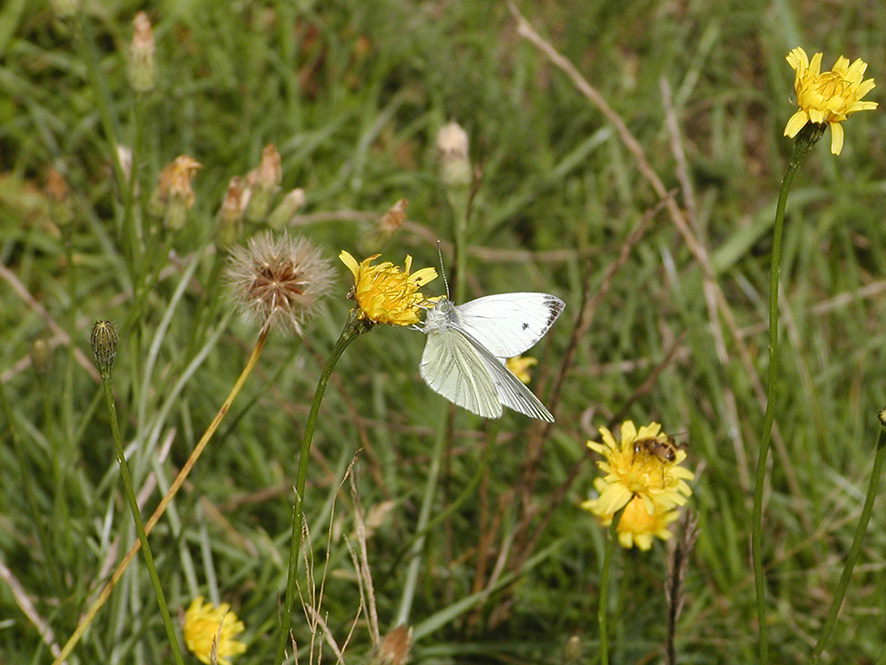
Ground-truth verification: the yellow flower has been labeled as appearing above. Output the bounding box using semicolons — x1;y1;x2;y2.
586;421;693;516
505;355;538;384
183;597;247;665
339;251;437;326
582;480;679;550
784;47;877;155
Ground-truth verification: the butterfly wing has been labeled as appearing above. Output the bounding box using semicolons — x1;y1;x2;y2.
466;332;555;422
454;293;565;359
419;328;503;419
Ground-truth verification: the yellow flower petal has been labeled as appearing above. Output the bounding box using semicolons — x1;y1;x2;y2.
784;47;877;153
829;121;845;155
183;597;247;665
340;251;437;326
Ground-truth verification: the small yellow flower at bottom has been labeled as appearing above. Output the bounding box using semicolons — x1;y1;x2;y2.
582;479;679;550
339;250;437;326
505;355;538;384
183;597;246;665
784;47;877;155
587;421;694;516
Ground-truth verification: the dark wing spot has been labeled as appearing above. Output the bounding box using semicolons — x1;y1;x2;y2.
522;322;529;330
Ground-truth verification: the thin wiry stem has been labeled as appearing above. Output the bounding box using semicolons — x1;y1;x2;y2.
751;122;825;664
810;420;886;661
96;350;185;665
274;311;370;665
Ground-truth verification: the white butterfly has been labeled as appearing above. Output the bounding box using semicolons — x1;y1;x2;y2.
418;293;565;421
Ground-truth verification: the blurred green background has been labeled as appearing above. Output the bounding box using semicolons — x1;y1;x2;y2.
1;0;885;663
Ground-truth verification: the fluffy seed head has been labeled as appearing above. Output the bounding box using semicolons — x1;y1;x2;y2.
226;232;332;334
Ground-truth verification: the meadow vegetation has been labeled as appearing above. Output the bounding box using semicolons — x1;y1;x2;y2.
1;1;885;663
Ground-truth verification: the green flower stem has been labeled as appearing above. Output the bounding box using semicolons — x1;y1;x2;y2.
810;420;886;661
54;324;269;665
598;509;622;665
274;311;371;665
98;366;185;665
752;122;825;664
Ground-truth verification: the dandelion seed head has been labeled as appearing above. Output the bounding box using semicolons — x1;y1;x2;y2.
226;232;333;334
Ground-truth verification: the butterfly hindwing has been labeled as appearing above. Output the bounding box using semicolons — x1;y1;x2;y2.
465;333;555;422
454;293;565;359
419;328;503;419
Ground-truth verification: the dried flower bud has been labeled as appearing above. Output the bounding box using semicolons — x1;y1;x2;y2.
148;155;202;229
215;176;247;249
366;626;412;665
225;231;332;334
128;12;156;92
244;144;282;222
90;320;118;373
358;198;408;253
267;187;305;230
436;121;471;189
45;167;73;227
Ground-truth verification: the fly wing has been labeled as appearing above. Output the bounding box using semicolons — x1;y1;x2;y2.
468;335;555;422
454;293;565;359
419;329;503;419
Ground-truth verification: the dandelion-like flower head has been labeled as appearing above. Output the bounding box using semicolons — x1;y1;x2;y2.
183;596;247;665
587;421;694;516
784;47;877;155
339;250;437;326
582;479;679;550
226;231;333;334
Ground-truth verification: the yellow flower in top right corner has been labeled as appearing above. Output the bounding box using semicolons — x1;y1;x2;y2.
784;47;878;155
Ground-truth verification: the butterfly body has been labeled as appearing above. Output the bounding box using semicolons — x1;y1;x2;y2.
418;293;565;421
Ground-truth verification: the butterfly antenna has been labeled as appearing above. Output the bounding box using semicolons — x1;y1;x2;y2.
436;240;451;299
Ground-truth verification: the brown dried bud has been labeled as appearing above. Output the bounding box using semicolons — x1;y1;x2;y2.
148;155;202;229
244;144;282;222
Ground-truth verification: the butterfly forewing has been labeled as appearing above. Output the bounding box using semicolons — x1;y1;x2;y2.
454;293;565;359
419;328;503;419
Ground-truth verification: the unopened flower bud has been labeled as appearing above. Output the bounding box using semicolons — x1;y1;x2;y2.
90;320;118;373
128;12;156;92
267;187;305;230
148;155;201;230
215;176;247;249
436;121;471;189
244;144;282;222
29;337;53;376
